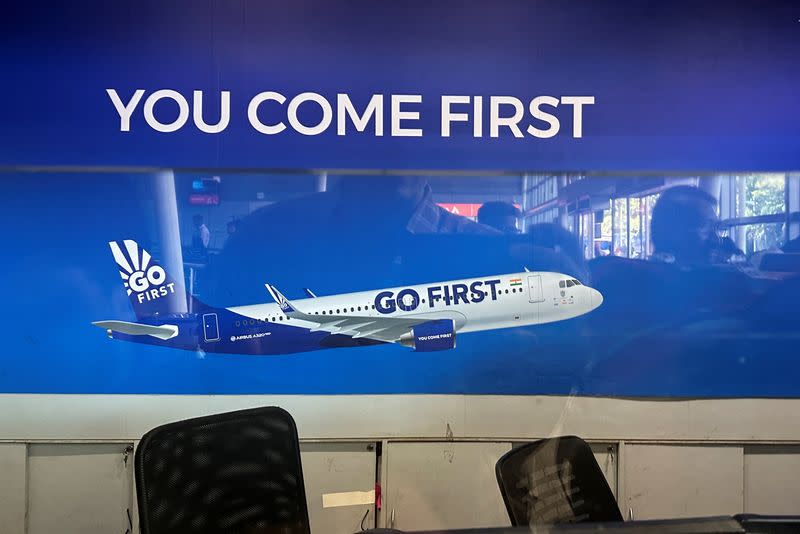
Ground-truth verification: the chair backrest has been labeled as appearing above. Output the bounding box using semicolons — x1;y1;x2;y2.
495;436;622;526
734;514;800;533
135;406;310;534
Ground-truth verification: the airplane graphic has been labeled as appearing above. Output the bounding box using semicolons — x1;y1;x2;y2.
93;240;603;355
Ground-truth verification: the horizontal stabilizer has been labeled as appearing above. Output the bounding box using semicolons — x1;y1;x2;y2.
92;320;179;340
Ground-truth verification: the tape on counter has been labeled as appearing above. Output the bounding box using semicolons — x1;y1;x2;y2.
321;489;375;508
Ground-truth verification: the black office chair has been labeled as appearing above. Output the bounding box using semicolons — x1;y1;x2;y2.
135;406;310;534
495;436;622;526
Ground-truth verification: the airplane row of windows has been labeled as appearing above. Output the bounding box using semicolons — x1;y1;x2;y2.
559;279;582;288
234;303;377;327
236;318;275;327
233;287;530;327
314;304;376;315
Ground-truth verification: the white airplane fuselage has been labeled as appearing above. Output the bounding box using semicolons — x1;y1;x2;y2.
230;271;602;339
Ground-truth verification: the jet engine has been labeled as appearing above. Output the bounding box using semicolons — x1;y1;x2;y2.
399;319;456;352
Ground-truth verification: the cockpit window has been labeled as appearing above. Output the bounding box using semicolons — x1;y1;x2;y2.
566;280;575;288
572;279;581;285
559;281;566;288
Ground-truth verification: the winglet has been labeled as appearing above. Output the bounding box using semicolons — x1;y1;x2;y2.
265;284;298;314
303;288;317;298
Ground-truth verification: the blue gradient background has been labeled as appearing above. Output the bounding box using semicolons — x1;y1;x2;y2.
1;0;799;170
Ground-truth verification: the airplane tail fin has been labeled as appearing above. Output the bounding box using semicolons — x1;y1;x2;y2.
108;239;189;320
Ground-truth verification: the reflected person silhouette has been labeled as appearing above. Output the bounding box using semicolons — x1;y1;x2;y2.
650;185;743;266
478;201;521;234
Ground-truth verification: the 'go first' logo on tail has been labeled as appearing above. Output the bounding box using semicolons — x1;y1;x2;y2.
109;240;176;304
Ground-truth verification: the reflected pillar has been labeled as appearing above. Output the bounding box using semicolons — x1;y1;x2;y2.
789;173;799;242
316;172;328;192
150;170;188;314
698;175;722;202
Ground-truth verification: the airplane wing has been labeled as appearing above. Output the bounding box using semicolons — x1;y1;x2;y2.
303;288;318;298
265;284;441;343
92;320;179;340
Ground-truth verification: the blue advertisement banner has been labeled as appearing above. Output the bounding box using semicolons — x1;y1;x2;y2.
1;173;798;396
1;2;799;397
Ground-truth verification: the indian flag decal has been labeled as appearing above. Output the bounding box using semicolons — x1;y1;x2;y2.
509;278;523;287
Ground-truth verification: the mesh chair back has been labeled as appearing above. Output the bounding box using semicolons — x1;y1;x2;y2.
135;406;310;534
495;436;622;526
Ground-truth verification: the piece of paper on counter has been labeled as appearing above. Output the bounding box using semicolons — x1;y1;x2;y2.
322;489;375;508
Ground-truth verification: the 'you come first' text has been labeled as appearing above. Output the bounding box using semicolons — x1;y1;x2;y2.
107;89;595;138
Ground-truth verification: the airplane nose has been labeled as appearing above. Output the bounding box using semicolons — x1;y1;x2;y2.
590;288;603;309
